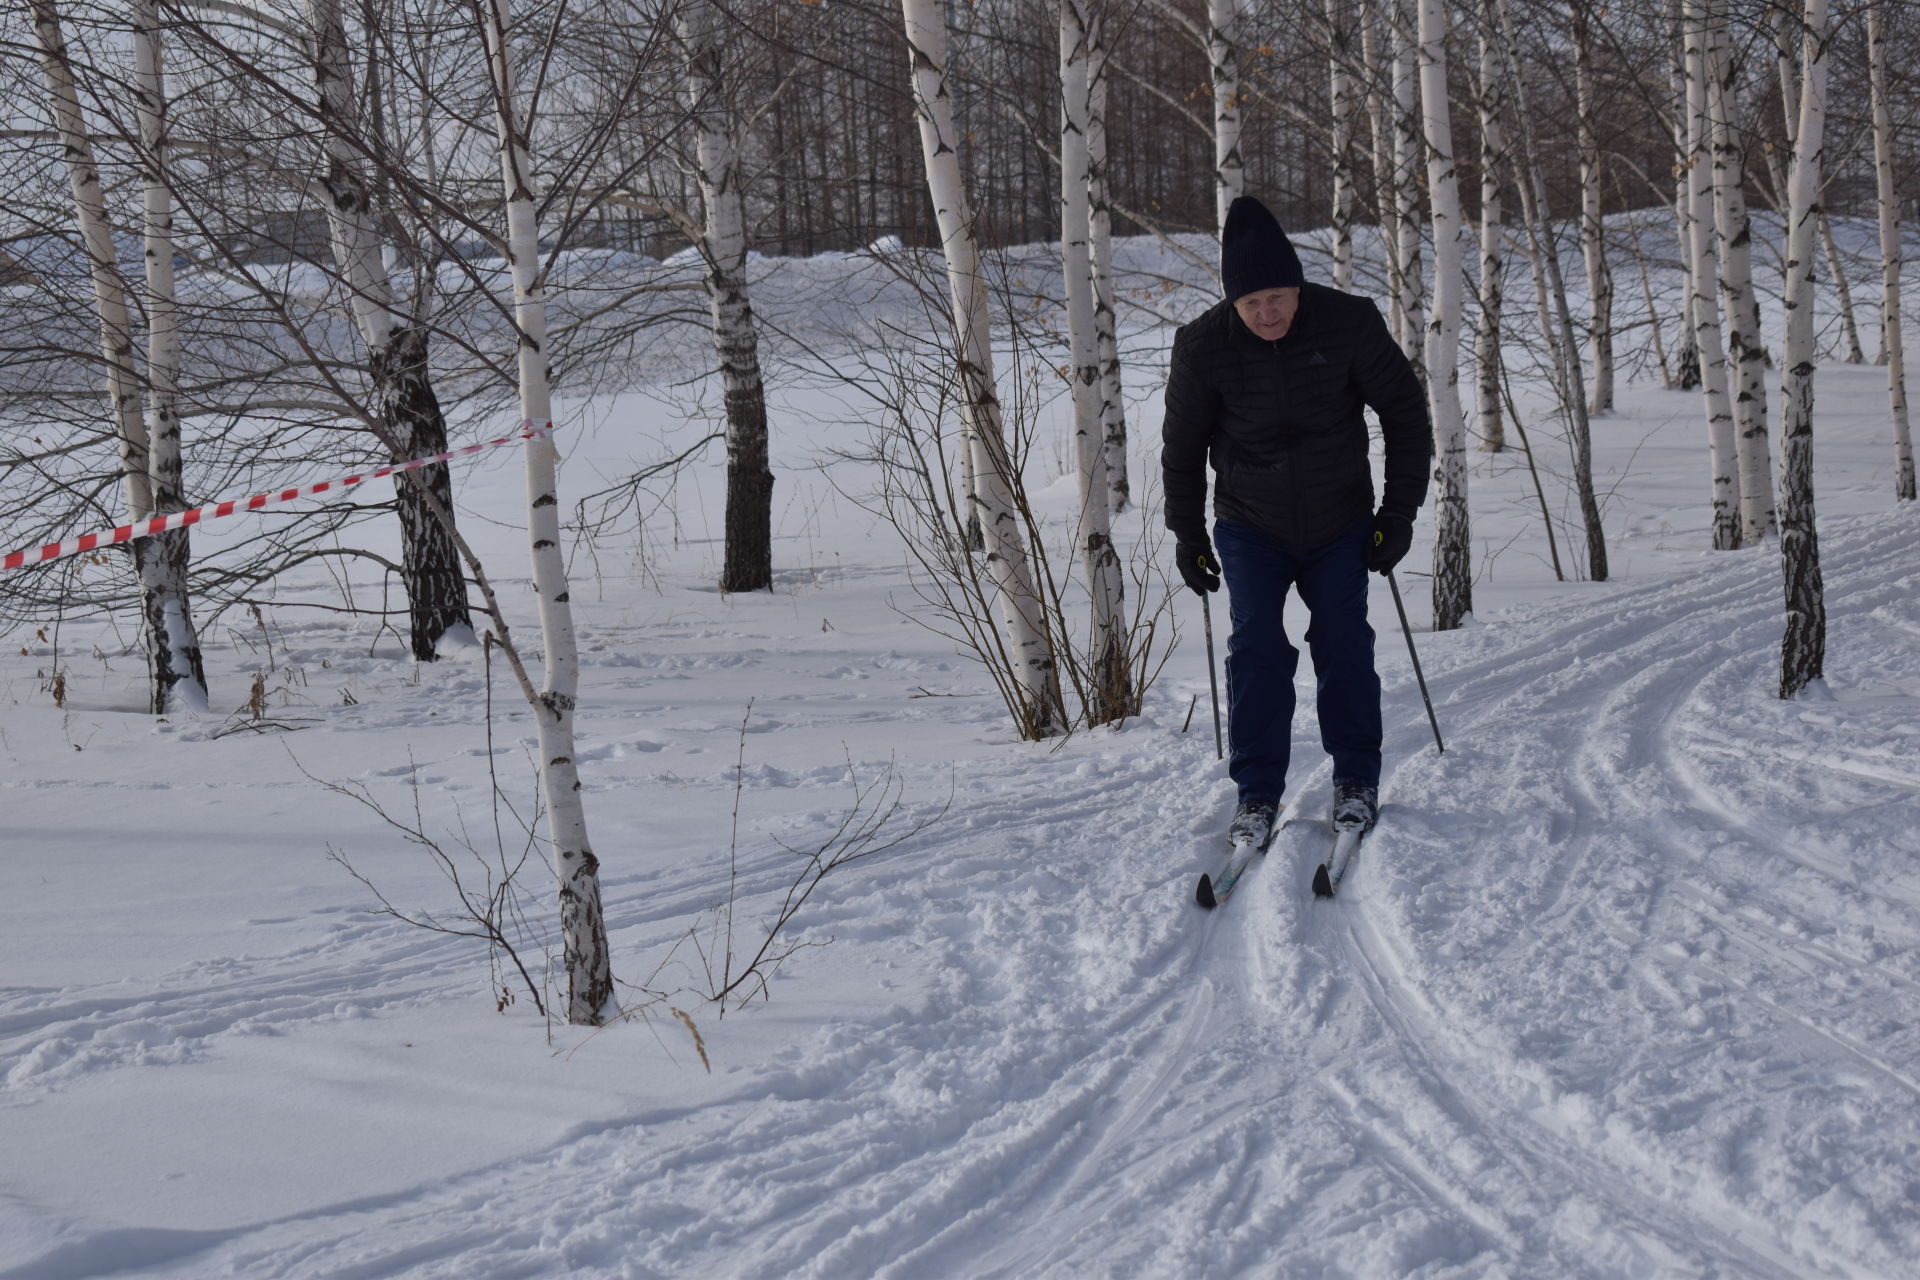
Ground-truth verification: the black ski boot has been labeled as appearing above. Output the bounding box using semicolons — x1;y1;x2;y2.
1331;781;1378;833
1229;799;1279;851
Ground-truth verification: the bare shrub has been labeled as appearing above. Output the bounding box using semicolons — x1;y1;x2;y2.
684;702;949;1015
821;276;1178;737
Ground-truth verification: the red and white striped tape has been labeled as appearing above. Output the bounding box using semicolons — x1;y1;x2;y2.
3;420;552;573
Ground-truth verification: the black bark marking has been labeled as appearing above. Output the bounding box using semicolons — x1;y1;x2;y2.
373;327;472;661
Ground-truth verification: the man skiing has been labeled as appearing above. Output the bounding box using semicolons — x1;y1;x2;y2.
1162;195;1430;856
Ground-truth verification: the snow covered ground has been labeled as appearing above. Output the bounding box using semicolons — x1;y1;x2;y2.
3;222;1919;1278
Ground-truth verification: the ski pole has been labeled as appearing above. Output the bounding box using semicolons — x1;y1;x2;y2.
1387;570;1444;754
1201;592;1224;760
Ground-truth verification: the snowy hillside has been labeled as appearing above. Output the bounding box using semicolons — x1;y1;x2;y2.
3;224;1919;1279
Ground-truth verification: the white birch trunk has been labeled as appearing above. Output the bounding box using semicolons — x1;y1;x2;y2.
479;0;612;1024
1390;0;1426;375
132;0;207;714
133;0;179;501
34;5;145;514
1772;4;1796;176
1778;0;1828;698
1362;10;1403;340
1326;0;1356;294
1498;0;1608;581
1684;0;1741;550
1207;0;1244;234
1773;6;1860;369
681;0;774;592
1573;5;1614;415
1707;10;1774;541
1627;207;1673;385
1821;211;1864;365
37;0;206;715
1061;0;1129;721
309;0;471;660
1671;0;1699;390
1087;5;1128;513
309;0;392;352
1419;0;1469;630
902;0;1064;738
1868;0;1915;501
1474;0;1506;451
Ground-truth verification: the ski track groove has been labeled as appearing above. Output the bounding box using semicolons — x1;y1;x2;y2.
107;741;1238;1279
0;920;479;1094
22;516;1917;1277
1;740;971;1102
1284;519;1920;1279
798;938;1224;1278
1334;904;1816;1280
944;987;1222;1277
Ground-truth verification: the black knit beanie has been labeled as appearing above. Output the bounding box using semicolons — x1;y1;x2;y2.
1220;196;1304;301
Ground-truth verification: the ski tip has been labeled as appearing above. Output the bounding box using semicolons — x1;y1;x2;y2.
1311;864;1335;898
1196;874;1218;910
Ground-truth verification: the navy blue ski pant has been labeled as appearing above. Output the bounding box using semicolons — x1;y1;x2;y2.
1215;517;1381;805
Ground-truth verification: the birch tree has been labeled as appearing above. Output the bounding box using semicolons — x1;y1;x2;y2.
1473;0;1507;452
1389;0;1426;373
901;0;1065;738
1207;0;1244;234
681;0;775;593
35;0;206;715
1818;218;1865;366
1325;0;1356;294
1087;3;1128;513
1572;3;1613;415
1497;0;1607;581
1684;0;1741;550
1867;0;1915;502
1061;0;1129;720
1417;0;1469;629
1770;4;1860;366
130;0;208;711
1669;0;1700;390
308;0;474;660
1777;0;1828;699
479;0;613;1024
1361;9;1403;341
1707;11;1773;541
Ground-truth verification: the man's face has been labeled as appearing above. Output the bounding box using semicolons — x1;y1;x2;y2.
1233;287;1301;341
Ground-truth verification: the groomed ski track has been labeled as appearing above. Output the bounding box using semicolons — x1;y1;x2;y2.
5;509;1918;1280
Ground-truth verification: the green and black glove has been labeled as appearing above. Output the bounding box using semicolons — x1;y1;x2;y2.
1176;541;1222;595
1366;513;1413;574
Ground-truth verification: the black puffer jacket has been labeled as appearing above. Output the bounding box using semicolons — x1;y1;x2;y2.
1161;283;1431;550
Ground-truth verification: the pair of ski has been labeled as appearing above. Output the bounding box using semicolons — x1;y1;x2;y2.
1195;812;1365;908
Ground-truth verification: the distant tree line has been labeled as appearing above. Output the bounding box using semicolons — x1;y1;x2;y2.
652;0;1920;256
